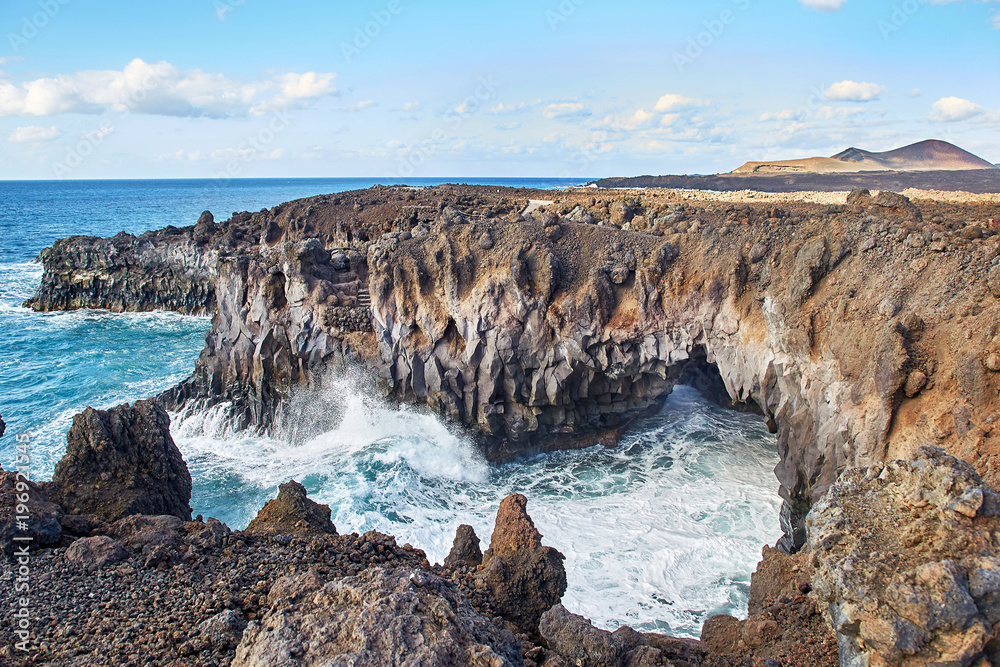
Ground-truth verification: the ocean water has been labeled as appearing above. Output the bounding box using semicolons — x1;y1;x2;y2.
0;178;780;637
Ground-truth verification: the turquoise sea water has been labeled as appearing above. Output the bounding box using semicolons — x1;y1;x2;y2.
0;178;780;637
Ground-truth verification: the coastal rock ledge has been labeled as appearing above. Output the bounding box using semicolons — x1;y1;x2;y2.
2;397;999;665
15;185;1000;665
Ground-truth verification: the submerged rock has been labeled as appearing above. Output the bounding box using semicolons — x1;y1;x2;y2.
477;494;567;637
49;399;192;523
809;445;1000;666
244;480;337;538
233;566;522;666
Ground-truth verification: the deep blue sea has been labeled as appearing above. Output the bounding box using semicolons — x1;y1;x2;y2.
0;178;780;636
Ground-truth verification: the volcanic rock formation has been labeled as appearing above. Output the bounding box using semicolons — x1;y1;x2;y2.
477;494;567;637
734;139;997;174
48;399;193;523
244;480;337;538
28;185;1000;550
444;523;483;569
232;567;523;666
808;446;1000;666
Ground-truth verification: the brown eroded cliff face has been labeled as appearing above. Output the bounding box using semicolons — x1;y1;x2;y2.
30;185;1000;548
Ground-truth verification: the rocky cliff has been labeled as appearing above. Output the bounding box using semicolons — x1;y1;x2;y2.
5;395;1000;664
28;185;1000;550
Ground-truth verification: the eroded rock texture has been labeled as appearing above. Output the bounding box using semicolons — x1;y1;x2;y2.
161;239;374;431
444;523;483;569
808;446;1000;666
29;185;1000;547
0;469;62;557
539;604;711;667
232;567;523;667
244;479;337;537
49;399;192;523
477;494;567;637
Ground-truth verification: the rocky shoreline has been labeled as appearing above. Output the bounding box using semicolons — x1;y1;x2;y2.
27;184;1000;547
3;400;999;665
8;183;1000;664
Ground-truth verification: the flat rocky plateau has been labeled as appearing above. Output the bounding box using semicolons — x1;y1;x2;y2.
6;183;1000;665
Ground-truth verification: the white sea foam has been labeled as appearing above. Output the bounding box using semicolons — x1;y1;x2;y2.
171;374;781;637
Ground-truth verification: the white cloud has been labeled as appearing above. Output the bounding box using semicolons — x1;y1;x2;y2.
654;94;696;112
799;0;847;11
824;80;886;101
216;1;245;20
759;109;803;122
543;102;591;119
909;89;923;98
928;96;985;121
0;59;337;118
489;102;528;115
347;100;376;112
815;106;876;119
631;108;655;125
992;11;1000;28
400;102;421;112
210;146;285;161
8;125;60;142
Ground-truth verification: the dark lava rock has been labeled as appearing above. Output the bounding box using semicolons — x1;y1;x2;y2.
111;514;184;549
196;609;247;650
244;480;337;538
59;513;108;538
0;470;62;557
539;604;711;667
63;535;128;571
50;399;192;523
444;523;483;569
233;567;522;666
478;494;567;637
0;413;5;439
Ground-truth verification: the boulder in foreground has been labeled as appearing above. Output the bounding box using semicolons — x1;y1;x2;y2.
244;480;337;537
50;399;192;523
809;445;1000;666
233;566;522;666
477;493;567;637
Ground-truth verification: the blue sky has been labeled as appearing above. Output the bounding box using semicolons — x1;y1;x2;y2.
0;0;997;179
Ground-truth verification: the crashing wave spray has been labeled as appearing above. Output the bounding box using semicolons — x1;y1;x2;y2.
170;372;780;637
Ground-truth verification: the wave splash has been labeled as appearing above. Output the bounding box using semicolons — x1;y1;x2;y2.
171;376;780;638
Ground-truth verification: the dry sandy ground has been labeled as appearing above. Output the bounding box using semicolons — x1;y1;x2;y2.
596;187;1000;206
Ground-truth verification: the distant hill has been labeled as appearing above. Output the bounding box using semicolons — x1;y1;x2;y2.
733;140;996;174
593;169;1000;194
